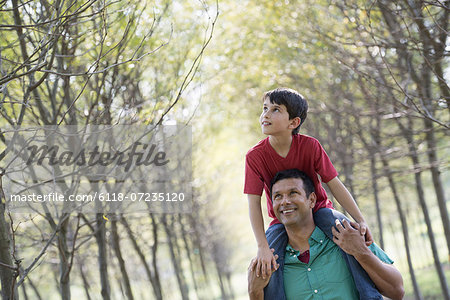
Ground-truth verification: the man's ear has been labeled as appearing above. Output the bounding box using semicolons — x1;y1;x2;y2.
308;192;317;209
289;117;301;129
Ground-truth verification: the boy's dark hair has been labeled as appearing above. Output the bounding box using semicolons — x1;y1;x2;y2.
270;169;315;200
263;87;308;135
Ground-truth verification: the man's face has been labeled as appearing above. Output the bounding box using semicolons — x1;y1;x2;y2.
272;178;316;226
260;98;293;136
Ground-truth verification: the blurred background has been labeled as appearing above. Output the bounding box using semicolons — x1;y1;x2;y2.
0;0;448;299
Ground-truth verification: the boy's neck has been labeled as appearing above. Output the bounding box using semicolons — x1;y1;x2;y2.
269;134;293;158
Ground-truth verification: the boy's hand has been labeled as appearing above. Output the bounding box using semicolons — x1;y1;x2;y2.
248;252;279;299
255;246;278;279
357;221;373;246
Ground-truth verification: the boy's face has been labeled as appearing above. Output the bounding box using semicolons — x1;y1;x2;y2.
260;97;298;136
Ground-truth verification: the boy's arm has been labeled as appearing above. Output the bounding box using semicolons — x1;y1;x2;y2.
326;177;373;244
248;194;277;278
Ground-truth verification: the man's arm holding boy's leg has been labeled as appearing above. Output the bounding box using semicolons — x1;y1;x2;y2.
248;194;278;278
332;220;405;300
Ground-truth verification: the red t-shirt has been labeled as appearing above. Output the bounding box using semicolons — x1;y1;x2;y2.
244;134;338;226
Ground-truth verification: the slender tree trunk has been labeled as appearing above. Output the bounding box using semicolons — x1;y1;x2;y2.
188;209;208;281
161;215;189;300
397;117;450;299
111;217;134;300
95;213;110;300
380;154;423;300
369;155;384;249
121;217;163;300
150;213;163;299
178;214;200;298
211;243;229;300
78;261;92;300
0;174;15;300
58;214;71;300
20;281;28;300
423;118;450;259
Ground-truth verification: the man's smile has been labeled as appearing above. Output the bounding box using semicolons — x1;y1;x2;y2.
280;207;297;215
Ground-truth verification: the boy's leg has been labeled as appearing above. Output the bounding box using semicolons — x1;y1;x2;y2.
263;223;288;300
313;208;383;300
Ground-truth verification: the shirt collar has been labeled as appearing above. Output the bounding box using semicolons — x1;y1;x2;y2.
286;226;326;256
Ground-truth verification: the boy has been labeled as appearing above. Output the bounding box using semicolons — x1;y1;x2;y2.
244;87;381;300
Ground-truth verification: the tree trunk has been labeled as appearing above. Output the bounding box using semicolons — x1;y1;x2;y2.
398;117;450;299
95;213;110;300
369;155;384;249
150;213;163;300
380;154;423;300
423;118;450;259
178;214;200;298
161;214;189;300
0;174;15;300
78;260;92;300
110;217;134;300
121;217;162;300
58;214;71;300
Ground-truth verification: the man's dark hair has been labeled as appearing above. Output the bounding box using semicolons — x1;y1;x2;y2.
263;87;308;135
270;169;315;199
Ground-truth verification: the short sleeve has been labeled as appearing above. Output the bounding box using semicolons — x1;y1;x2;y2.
313;139;338;183
244;152;264;195
368;243;394;264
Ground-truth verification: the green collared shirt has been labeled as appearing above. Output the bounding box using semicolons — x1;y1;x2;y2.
284;227;393;300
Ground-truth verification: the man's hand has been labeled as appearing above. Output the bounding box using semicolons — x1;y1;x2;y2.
256;245;278;279
356;220;374;246
332;219;371;257
248;250;279;300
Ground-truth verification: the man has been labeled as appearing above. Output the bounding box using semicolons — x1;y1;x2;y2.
248;169;404;300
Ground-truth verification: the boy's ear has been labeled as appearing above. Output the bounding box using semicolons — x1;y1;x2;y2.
289;117;301;129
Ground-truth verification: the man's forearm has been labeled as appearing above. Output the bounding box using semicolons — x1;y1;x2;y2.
355;248;404;300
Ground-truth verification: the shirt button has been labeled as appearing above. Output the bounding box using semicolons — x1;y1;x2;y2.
320;240;323;243
314;289;318;293
307;268;311;271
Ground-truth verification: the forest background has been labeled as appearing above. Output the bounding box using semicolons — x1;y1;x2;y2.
0;0;449;299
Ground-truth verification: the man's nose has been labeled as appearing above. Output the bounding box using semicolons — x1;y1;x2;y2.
280;194;291;204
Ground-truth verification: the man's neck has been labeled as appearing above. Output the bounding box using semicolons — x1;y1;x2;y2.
269;134;293;158
285;220;315;253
